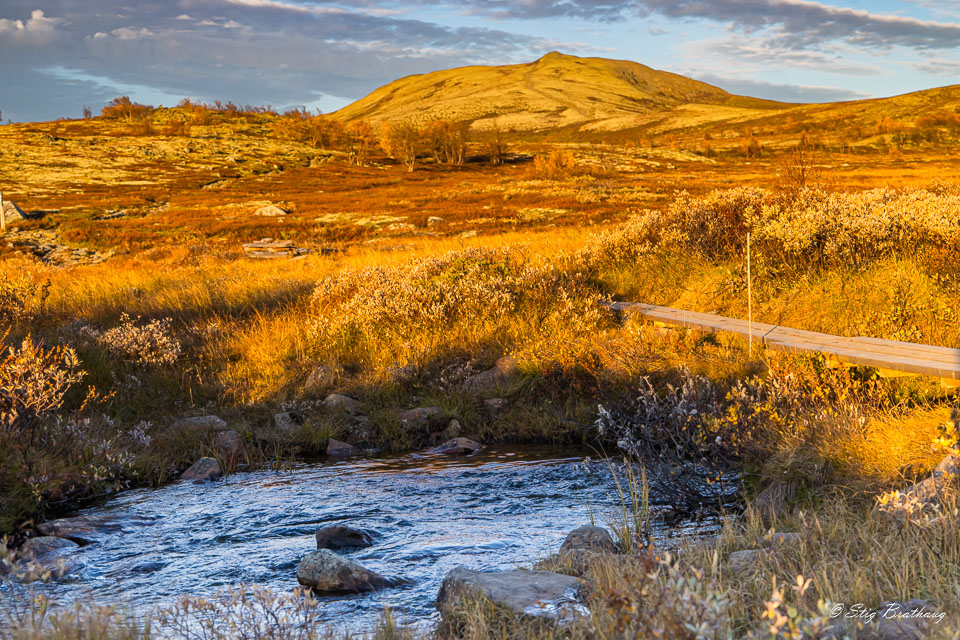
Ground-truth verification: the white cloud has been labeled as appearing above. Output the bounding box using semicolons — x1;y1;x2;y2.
0;9;64;45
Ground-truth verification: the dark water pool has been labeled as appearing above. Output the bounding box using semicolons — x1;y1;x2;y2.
16;446;718;632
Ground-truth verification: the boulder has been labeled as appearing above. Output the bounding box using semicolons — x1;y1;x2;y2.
429;438;481;456
19;537;79;560
274;411;302;434
427;216;445;226
215;429;242;455
180;457;222;482
347;416;377;443
37;514;126;544
254;204;288;217
398;407;442;431
437;567;585;621
327;438;361;457
304;365;335;390
483;398;510;418
465;357;518;392
1;200;28;223
560;525;619;555
725;549;764;575
751;481;796;522
315;525;374;549
323;393;361;413
296;550;390;593
172;415;229;431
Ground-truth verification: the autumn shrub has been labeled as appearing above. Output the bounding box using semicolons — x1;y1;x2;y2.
79;313;181;367
308;247;612;371
0;274;45;326
380;120;421;171
100;96;153;122
533;149;576;180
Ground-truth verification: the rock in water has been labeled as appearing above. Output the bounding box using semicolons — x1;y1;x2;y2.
560;525;619;554
327;438;361;457
37;514;126;544
315;525;374;549
437;567;585;620
180;457;222;482
254;204;288;217
296;550;390;593
19;537;79;559
429;438;482;455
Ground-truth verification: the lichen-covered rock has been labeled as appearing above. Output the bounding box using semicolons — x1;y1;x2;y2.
254;204;288;217
296;549;390;593
172;415;228;431
437;567;585;621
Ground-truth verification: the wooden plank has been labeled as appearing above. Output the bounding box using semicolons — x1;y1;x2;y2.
607;301;960;381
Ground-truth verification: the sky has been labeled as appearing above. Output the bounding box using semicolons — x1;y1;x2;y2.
2;0;960;122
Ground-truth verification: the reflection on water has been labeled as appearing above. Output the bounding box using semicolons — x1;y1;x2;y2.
19;446;719;631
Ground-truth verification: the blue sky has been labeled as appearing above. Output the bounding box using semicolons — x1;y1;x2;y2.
2;0;960;122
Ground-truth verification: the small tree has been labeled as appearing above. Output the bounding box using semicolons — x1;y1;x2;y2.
484;120;507;166
422;120;465;165
380;121;421;171
101;96;153;122
344;120;376;166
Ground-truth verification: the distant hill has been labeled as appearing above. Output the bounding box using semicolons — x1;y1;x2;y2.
331;52;788;133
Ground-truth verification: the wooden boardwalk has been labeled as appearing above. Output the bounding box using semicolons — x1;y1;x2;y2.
608;301;960;385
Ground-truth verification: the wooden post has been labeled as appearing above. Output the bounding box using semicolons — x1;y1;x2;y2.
747;232;753;356
0;191;5;232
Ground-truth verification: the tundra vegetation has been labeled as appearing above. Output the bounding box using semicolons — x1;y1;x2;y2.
1;95;959;638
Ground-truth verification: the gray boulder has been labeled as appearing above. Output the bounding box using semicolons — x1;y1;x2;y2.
465;357;519;392
323;393;361;413
437;567;585;621
726;549;764;575
37;514;125;544
181;457;222;482
215;429;242;455
398;407;442;431
327;438;360;457
12;537;81;582
296;550;390;593
429;437;481;455
254;204;288;217
560;525;619;555
19;537;79;559
315;525;374;549
172;415;228;431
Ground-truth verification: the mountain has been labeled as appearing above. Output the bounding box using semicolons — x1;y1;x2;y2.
331;52;788;133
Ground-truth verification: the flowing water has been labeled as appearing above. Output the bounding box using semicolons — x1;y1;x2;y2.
13;446;720;632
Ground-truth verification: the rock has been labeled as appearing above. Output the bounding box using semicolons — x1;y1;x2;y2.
327;438;361;457
274;411;302;434
440;419;463;440
386;364;417;383
430;438;482;455
315;525;374;549
323;393;361;413
214;429;242;455
1;200;29;222
436;567;585;620
296;550;390;593
36;514;125;544
427;216;445;226
347;415;377;443
254;204;288;217
460;230;478;239
180;457;222;482
560;525;619;555
19;537;79;559
398;407;443;431
726;549;764;575
934;450;960;476
761;531;802;548
304;366;335;390
172;415;229;431
483;398;510;418
465;357;519;392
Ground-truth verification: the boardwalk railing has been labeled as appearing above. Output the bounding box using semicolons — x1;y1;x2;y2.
607;301;960;387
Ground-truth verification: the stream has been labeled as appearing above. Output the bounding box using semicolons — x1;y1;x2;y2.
10;446;721;632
